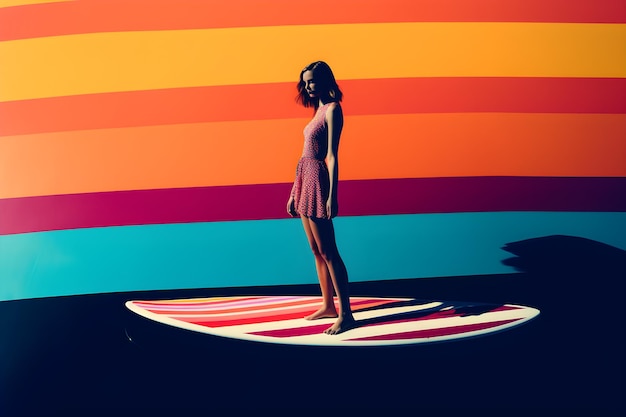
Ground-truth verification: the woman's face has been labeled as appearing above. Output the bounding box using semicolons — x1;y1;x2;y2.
302;70;318;98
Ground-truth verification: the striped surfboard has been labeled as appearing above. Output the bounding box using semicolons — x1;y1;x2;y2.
125;296;539;347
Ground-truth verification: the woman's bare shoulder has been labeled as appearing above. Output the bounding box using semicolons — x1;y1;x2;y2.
325;102;343;119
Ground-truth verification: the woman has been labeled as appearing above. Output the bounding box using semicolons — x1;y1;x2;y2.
287;61;355;335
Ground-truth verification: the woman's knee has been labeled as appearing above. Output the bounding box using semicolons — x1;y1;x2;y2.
309;244;322;258
318;246;338;264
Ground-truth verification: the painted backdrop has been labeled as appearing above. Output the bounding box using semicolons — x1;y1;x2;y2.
1;0;625;301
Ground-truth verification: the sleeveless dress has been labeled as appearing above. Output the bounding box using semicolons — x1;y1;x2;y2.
290;103;337;219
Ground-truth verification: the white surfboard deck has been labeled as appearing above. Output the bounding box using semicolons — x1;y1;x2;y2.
125;296;539;347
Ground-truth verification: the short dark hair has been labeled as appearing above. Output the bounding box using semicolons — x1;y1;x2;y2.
296;61;343;109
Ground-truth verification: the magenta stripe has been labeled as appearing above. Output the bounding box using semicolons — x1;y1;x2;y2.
347;318;520;341
1;177;624;235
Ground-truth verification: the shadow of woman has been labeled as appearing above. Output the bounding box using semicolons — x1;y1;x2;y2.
349;299;505;329
502;235;626;277
500;234;625;335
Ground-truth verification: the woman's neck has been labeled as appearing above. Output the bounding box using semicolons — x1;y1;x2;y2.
317;92;336;107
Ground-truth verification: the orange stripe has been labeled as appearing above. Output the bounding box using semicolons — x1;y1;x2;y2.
342;113;626;179
0;0;68;8
2;0;624;41
3;23;624;102
1;113;624;199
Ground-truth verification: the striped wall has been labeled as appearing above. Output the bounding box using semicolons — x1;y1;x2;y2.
1;0;625;301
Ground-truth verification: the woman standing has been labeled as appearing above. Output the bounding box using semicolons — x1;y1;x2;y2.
287;61;355;335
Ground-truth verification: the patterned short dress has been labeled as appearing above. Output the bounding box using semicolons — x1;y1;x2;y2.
290;102;337;219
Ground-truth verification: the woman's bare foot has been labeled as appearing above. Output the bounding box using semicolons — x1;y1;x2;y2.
304;306;338;321
324;315;356;335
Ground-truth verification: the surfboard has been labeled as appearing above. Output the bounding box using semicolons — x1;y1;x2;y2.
125;296;539;347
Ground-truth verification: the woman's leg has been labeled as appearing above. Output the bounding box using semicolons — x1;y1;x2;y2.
300;215;338;320
306;217;355;334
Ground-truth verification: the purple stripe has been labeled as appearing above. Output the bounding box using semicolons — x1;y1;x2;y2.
1;176;624;235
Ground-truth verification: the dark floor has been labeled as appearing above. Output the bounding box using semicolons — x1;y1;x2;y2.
1;235;624;415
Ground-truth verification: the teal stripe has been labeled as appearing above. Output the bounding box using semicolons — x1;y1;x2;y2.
1;212;625;301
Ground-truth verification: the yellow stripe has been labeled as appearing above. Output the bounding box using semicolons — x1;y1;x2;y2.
0;0;69;8
1;22;624;102
1;113;624;199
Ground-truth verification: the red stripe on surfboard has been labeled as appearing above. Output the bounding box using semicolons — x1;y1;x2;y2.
347;318;520;341
144;300;330;317
2;77;624;136
249;323;333;338
250;319;520;342
178;299;393;327
135;296;308;308
132;296;263;308
2;176;625;236
137;298;322;315
135;296;338;310
182;311;314;328
250;305;519;338
2;0;624;41
166;299;397;321
137;298;398;316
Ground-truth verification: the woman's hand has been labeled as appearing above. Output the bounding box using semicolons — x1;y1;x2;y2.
287;196;297;217
326;197;337;219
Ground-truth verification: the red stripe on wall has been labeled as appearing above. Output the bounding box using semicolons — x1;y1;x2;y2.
2;77;624;136
2;0;624;41
1;176;624;236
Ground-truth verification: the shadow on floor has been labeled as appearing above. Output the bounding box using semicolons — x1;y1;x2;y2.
501;234;625;308
502;234;625;277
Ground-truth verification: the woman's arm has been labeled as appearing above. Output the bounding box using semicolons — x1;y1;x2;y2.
325;102;344;218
